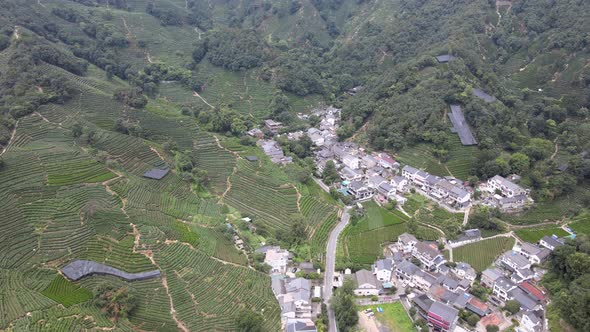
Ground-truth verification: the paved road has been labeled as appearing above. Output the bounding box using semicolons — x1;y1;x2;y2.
313;176;331;193
324;207;351;332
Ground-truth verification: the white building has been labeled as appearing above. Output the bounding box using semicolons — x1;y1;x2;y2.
373;258;394;282
397;233;418;253
485;175;529;197
265;248;290;274
352;269;380;296
342;154;360;170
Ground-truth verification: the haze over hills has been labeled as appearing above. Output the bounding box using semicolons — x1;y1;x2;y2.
0;0;589;331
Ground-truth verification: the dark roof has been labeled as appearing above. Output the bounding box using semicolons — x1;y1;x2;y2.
414;294;433;312
436;54;456;63
448;104;477;145
143;167;169;180
473;88;496;103
61;260;160;281
429;301;459;323
245;155;258;161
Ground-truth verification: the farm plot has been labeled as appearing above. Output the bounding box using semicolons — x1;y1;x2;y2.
569;211;590;235
225;162;299;233
515;227;569;243
40;149;116;186
397;143;450;177
309;213;338;262
453;237;515;271
404;195;463;238
41;275;92;307
156;244;281;331
192;131;237;193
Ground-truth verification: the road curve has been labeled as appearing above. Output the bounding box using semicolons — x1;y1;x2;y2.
324;207;351;332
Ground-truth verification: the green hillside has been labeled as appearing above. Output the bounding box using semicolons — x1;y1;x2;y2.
0;0;588;330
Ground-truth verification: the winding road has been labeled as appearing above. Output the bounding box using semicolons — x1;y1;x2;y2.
324;207;351;332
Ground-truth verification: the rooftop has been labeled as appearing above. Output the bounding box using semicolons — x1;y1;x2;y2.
429;301;459;323
448;104;477;145
473;88;496;103
61;260;160;282
143;168;170;180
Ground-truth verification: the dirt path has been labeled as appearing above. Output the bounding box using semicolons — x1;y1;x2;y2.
149;146;166;162
146;52;154;64
462;205;471;226
131;225;190;332
294;184;302;213
213;135;241;159
398;205;446;239
13;26;20;40
550;138;559;160
348;121;370;142
0;119;19;156
192;91;214;108
219;166;237;202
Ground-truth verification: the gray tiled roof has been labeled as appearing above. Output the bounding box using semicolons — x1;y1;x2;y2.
540;235;564;249
448;104;477;145
61;260;160;281
436;54;456;63
429;301;459;323
473;88;496;103
143;168;170;180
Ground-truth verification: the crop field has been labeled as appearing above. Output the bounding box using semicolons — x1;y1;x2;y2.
515;227;569;243
225;160;299;233
453;237;515;271
396;136;477;181
41;275;93;308
156;244;281;331
338;203;439;266
569;211;590;235
192;131;237;193
403;195;463;238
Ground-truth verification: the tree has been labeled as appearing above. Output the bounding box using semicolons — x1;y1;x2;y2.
236;310;264;332
466;313;480;327
93;285;137;322
332;279;358;332
509;152;530;174
504;300;520;315
322;160;339;185
71;122;83;138
486;325;500;332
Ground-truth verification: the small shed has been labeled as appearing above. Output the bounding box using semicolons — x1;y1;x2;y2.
143;167;170;180
245;156;258;162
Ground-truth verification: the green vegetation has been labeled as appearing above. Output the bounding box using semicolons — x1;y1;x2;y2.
358;302;415;332
403;195;464;238
41;275;93;307
332;279;358;332
542;235;590;331
338;202;439;268
453;237;516;272
515;227;569;243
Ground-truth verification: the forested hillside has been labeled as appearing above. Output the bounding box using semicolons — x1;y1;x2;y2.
0;0;589;330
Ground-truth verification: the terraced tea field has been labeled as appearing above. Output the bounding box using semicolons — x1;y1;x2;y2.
453;237;516;271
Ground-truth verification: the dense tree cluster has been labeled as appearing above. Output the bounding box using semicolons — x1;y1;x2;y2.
543;235;590;331
331;279;358;332
206;29;268;71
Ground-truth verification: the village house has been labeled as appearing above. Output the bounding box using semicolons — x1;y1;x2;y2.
485;175;529;198
395;260;420;286
492;277;517;302
518;311;543;332
265;119;284;133
402;166;472;208
373;258;394;282
509;287;542;312
500;251;532;271
397;233;418;253
412;241;446;271
260;140;292;165
265;247;291;274
376;153;400;169
361;155;378;169
339;166;363;182
350;269;380;296
448;229;482;248
452;262;477;283
427;301;460;332
390;175;408;193
247;127;264;139
496;194;528;211
515;242;551;264
342;154;360;170
285;319;317;332
481;268;504;288
348;181;374;200
368;175;387;189
539;235;564;251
